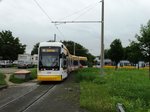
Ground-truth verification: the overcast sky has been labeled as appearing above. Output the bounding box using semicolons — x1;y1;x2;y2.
0;0;150;56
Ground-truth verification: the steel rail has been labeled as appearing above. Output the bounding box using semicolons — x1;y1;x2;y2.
0;85;39;109
21;85;56;112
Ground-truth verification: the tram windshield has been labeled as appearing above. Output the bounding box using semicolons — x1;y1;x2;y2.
39;47;60;70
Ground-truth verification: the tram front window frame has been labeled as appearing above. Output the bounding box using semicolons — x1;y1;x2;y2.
39;47;61;71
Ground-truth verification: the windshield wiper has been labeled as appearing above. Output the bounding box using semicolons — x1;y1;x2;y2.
51;58;59;67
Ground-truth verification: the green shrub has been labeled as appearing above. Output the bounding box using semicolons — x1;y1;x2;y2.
0;73;6;85
9;74;27;84
30;68;37;80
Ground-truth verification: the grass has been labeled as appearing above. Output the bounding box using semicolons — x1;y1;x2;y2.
76;68;150;112
30;68;37;80
0;72;6;85
9;68;37;84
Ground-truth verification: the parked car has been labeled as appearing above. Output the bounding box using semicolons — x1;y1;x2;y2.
0;60;12;68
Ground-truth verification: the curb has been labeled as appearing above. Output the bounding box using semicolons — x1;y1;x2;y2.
0;85;8;90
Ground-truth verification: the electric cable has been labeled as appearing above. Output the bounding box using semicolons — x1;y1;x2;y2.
59;1;100;21
33;0;65;40
72;3;99;21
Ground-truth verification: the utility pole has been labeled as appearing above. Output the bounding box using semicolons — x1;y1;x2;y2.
54;34;56;42
74;42;76;55
100;0;104;75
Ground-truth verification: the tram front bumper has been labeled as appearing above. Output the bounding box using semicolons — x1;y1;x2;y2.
37;75;62;81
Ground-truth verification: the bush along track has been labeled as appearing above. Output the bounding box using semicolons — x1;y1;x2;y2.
76;68;150;112
0;72;7;89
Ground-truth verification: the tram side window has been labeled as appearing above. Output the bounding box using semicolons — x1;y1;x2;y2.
73;60;78;66
120;63;123;67
62;53;67;69
80;60;87;66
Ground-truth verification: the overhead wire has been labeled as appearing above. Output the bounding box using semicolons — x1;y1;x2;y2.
72;3;100;21
33;0;53;21
33;0;66;40
59;1;100;21
32;0;100;40
55;25;66;39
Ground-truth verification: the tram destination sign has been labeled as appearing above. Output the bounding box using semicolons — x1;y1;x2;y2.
41;48;59;53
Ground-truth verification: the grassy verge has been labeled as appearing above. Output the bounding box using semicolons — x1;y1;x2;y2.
9;68;37;84
30;68;37;80
0;73;6;85
76;68;150;112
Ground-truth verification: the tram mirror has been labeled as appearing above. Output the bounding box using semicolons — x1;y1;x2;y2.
59;54;62;58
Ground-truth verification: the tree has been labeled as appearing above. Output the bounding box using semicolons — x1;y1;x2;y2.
104;49;110;59
0;30;26;61
108;39;124;69
86;53;95;67
62;41;95;66
124;41;144;64
31;43;39;55
62;40;88;56
137;20;150;60
136;20;150;78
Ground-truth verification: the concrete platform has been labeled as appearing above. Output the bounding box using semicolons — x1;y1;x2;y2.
14;70;31;80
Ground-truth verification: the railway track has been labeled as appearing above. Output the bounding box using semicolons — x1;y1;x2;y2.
0;84;56;112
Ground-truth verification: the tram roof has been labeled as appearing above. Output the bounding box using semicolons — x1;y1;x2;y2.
39;42;64;47
79;56;87;60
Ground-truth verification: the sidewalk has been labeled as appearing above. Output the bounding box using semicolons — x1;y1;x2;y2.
5;74;15;86
0;74;13;91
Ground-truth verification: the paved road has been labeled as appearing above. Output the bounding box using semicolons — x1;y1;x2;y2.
0;73;81;112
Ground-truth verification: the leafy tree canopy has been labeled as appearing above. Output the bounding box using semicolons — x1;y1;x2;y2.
0;30;26;61
62;41;95;64
104;49;110;59
31;43;39;55
124;41;144;64
136;20;150;78
62;41;88;56
136;20;150;61
108;39;124;67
